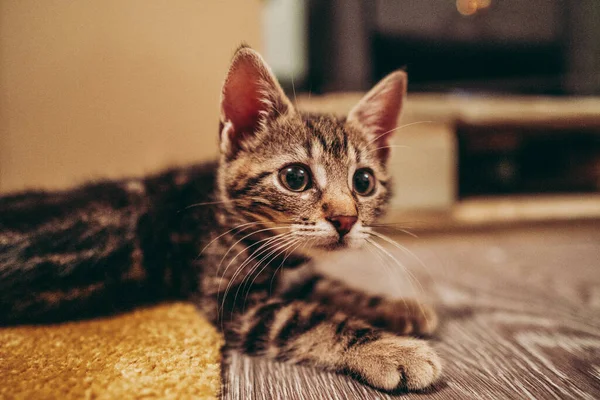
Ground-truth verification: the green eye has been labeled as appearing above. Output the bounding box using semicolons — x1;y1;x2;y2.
353;168;376;196
279;165;311;192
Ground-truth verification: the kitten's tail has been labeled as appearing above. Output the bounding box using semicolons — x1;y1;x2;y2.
0;174;188;325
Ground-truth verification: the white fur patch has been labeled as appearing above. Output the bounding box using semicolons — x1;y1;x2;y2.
311;141;323;160
313;164;328;189
347;163;357;191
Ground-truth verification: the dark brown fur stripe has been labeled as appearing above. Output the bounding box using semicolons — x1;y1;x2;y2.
367;296;383;308
273;304;329;345
274;308;301;346
228;171;272;199
335;317;350;335
242;301;284;354
238;298;385;361
302;114;348;157
346;327;382;349
0;184;132;232
0;163;219;324
282;275;322;300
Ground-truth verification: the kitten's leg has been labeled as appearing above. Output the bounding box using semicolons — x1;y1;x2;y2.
233;298;442;391
285;275;438;336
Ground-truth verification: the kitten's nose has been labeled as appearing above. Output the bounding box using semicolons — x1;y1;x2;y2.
327;216;358;237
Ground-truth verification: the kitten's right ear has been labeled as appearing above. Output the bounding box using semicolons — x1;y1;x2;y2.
219;45;292;157
347;70;407;163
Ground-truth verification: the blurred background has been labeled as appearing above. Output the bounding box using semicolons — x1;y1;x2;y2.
1;0;599;226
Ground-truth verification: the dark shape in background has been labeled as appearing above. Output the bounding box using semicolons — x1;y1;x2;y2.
306;0;600;96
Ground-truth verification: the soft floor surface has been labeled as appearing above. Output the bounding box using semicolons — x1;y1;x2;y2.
0;303;223;399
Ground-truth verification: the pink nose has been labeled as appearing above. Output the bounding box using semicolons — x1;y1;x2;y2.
327;216;358;237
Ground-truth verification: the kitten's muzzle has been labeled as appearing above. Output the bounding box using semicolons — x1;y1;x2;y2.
326;215;358;238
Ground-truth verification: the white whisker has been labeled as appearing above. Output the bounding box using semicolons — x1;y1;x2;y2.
241;238;301;313
368;225;419;238
365;239;411;313
367;238;426;312
219;233;291;323
180;199;234;211
368;121;434;144
369;230;435;284
216;226;288;274
269;239;304;295
197;221;263;260
216;229;289;316
370;144;413;153
236;235;297;300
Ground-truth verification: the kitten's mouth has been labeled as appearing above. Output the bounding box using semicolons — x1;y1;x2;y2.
292;224;367;253
323;241;345;251
320;237;352;251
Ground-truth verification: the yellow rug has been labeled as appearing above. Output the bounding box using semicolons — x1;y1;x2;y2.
0;303;224;399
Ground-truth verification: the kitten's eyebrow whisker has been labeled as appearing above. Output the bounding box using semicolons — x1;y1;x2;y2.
370;145;413;153
367;121;434;144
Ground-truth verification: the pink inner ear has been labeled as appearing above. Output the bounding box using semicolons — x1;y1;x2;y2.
222;62;265;139
372;88;402;140
359;89;402;138
348;71;407;162
367;88;402;162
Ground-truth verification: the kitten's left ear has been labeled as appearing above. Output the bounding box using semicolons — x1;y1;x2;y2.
219;45;293;157
347;70;407;162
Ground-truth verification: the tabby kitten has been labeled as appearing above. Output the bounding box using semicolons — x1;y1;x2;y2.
0;46;441;391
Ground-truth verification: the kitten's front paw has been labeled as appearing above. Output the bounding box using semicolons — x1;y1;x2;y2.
346;336;442;391
389;302;439;336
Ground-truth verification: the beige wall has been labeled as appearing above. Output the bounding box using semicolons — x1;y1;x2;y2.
0;0;262;194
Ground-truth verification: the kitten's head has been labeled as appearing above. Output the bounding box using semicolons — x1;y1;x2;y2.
217;45;406;255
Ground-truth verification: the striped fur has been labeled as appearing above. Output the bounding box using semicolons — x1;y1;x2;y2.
283;274;439;336
233;300;441;391
0;46;441;391
0;165;216;322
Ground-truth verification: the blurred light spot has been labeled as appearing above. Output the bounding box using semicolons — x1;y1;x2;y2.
456;0;491;16
456;0;478;15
